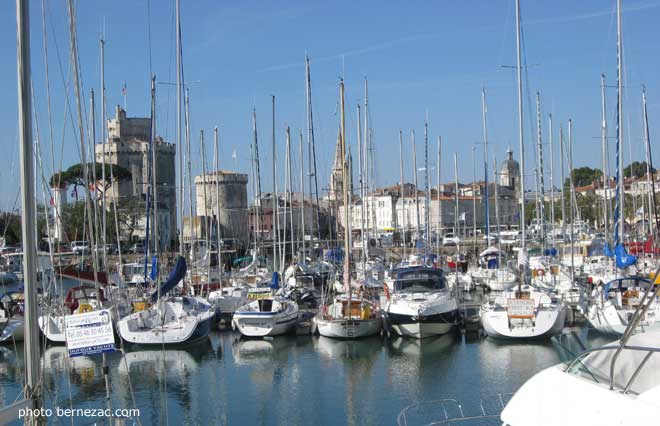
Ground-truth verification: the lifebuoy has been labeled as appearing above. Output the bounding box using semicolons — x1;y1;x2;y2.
77;303;93;314
383;283;391;301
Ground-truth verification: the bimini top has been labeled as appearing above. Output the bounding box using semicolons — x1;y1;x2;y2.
394;266;446;293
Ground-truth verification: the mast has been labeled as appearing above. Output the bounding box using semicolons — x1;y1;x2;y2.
481;88;489;244
494;157;502;265
615;0;624;246
364;78;371;238
536;92;545;245
200;130;209;267
357;105;366;264
472;147;477;255
185;88;195;264
454;154;460;242
176;0;184;256
412;130;420;239
560;125;566;233
252;110;262;247
399;130;406;255
515;0;527;249
568;119;576;285
282;127;291;268
17;0;41;414
340;79;350;294
272;96;280;272
437;136;442;257
99;38;107;268
601;75;609;243
549;113;556;246
150;77;159;257
424;120;430;258
299;131;306;262
642;88;658;242
305;56;321;240
214;126;222;275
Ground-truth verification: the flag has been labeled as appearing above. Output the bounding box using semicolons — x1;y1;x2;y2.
122;81;127;96
635;206;644;217
232;148;237;161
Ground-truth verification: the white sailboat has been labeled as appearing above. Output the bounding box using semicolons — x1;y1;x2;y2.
313;78;382;339
232;296;300;337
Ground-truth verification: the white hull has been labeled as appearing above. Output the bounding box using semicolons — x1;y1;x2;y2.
0;317;24;342
38;314;66;343
481;308;567;338
117;297;214;345
587;302;660;335
232;298;299;337
391;321;454;339
314;316;382;338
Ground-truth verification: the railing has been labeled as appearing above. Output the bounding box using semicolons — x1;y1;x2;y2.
396;393;513;426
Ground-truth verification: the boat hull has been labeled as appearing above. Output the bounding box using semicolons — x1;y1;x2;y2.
481;307;567;339
387;311;458;339
0;317;24;342
118;310;214;345
233;311;299;337
314;316;382;338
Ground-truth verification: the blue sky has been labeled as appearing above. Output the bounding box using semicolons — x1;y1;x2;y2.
0;0;659;212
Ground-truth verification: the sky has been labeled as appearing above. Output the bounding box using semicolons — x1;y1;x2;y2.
0;0;659;213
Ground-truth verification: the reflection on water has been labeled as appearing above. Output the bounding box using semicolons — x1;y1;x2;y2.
0;328;610;425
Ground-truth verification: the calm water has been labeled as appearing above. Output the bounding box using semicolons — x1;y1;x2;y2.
0;325;610;426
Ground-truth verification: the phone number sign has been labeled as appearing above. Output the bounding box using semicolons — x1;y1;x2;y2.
64;309;116;357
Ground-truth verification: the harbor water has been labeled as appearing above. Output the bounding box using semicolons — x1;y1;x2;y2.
0;319;610;426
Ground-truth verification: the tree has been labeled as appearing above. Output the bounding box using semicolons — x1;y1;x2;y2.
113;196;146;243
61;202;87;242
0;212;22;244
49;163;131;193
624;161;655;179
563;167;603;191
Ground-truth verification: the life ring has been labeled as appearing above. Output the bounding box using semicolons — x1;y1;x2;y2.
383;283;391;301
76;303;94;314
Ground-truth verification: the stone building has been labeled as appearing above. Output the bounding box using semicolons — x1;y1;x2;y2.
499;146;521;199
94;106;176;247
194;170;249;247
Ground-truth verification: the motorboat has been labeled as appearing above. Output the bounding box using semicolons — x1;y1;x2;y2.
480;286;567;339
0;291;24;342
232;297;299;337
385;266;459;338
501;331;660;426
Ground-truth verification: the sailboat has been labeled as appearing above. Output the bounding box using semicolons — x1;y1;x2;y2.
479;0;566;339
117;256;215;345
313;79;383;339
0;291;24;342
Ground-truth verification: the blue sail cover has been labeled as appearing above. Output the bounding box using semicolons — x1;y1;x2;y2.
150;256;187;302
150;255;159;281
270;271;280;290
604;243;614;258
614;243;637;269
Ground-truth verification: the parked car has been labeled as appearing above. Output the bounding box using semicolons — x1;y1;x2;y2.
70;241;90;254
130;242;145;254
442;234;461;246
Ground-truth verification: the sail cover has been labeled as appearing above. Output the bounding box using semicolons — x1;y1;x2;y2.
150;256;187;302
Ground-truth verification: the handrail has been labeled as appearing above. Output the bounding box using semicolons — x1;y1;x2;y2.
565;344;660;393
609;264;660;390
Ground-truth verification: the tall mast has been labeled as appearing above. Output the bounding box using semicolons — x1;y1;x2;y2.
454;154;460;241
17;0;41;413
185;88;194;263
299;131;306;262
150;76;159;256
536;92;545;245
176;0;184;256
399;130;405;254
424;120;430;257
272;96;279;272
560;125;566;232
282;127;291;268
252;110;262;246
515;0;527;249
568;119;576;284
481;88;489;243
615;0;624;245
340;79;350;293
472;147;477;254
305;56;321;240
601;75;609;243
357;104;366;264
548;114;556;246
364;79;370;237
412;130;420;238
214;126;222;274
642;88;657;241
200;130;209;261
437;136;442;256
494;157;502;264
99;38;107;267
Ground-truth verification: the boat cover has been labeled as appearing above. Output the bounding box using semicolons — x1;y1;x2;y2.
150;256;186;302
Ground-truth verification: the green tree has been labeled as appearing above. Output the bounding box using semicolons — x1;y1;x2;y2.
49;163;131;193
563;167;603;191
0;212;22;244
623;161;655;178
